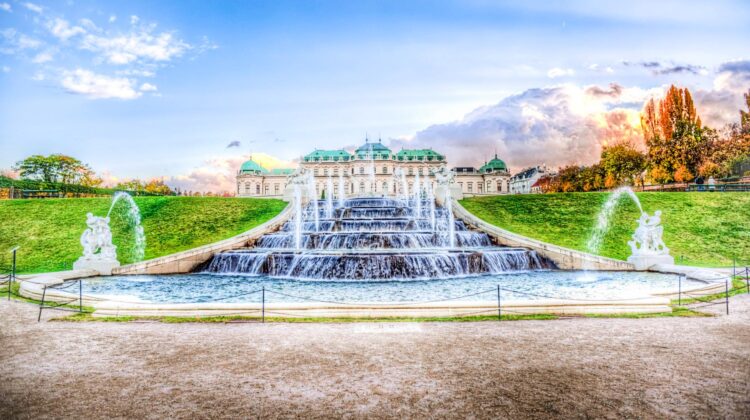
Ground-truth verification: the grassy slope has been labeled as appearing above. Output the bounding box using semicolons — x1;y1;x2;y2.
0;197;287;273
460;192;750;267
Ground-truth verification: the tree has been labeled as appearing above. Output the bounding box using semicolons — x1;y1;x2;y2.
641;85;708;183
13;154;98;185
600;142;647;187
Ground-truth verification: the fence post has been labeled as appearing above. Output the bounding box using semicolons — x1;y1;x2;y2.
262;287;265;323
678;274;682;306
8;247;18;300
725;278;729;315
37;285;47;322
496;284;502;321
745;267;749;293
79;279;83;313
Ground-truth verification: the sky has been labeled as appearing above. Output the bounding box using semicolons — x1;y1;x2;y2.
1;0;749;192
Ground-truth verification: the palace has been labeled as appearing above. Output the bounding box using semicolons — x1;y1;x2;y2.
236;139;511;198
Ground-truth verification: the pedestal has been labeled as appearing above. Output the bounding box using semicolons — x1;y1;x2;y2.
626;254;674;271
73;258;121;275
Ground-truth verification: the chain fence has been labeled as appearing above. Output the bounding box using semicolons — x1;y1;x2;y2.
6;266;744;323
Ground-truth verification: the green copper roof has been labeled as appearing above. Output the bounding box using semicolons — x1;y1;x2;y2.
355;141;392;159
356;141;391;153
269;168;294;175
239;158;269;174
395;149;445;161
304;149;353;162
479;155;508;173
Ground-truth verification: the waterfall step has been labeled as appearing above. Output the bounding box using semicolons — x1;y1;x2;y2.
200;249;553;280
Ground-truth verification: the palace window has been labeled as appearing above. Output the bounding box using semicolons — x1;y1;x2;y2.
264;185;269;195
359;182;365;193
333;168;338;176
274;184;280;194
359;167;365;175
478;183;483;193
458;182;463;191
256;184;261;194
497;181;502;192
468;183;473;192
418;168;423;175
244;183;251;193
314;168;319;176
382;182;388;192
323;169;328;176
382;166;388;174
408;168;413;175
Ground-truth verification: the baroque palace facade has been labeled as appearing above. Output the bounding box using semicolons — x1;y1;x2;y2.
236;139;511;198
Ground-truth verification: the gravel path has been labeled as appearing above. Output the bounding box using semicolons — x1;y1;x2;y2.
1;296;749;419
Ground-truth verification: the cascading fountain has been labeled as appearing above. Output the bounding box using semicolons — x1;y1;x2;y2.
326;176;334;219
413;172;421;219
202;164;554;280
73;191;145;275
305;171;320;231
338;172;346;208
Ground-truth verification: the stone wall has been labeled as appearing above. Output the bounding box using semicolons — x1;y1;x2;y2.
452;199;635;270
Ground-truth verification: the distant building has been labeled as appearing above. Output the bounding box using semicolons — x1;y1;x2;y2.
509;165;549;194
236;139;511;197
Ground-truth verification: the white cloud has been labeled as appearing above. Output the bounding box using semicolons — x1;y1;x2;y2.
0;28;42;53
1;65;9;73
22;2;42;13
167;153;295;194
109;15;117;23
693;59;750;127
0;3;11;12
61;69;141;100
79;18;100;32
588;63;614;74
31;71;44;80
81;28;190;65
31;50;53;63
139;82;157;92
391;84;656;172
130;15;139;25
547;67;575;78
48;18;86;41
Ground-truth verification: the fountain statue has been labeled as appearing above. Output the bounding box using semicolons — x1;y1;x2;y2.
626;210;674;270
73;212;121;274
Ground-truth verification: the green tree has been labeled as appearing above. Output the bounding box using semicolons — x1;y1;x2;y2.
13;154;97;185
600;142;647;187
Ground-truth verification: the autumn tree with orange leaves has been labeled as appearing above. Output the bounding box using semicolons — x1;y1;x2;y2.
641;85;708;183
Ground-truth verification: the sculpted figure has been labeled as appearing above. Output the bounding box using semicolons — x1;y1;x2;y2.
433;165;455;186
627;210;669;256
78;212;117;261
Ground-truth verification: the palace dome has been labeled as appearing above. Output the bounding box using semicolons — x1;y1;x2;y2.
479;155;508;173
239;158;269;174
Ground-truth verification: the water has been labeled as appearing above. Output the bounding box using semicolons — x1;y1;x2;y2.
203;196;554;280
293;185;303;250
69;271;694;304
587;187;643;257
107;191;146;261
305;171;320;231
413;172;421;219
326;176;334;218
338;172;346;207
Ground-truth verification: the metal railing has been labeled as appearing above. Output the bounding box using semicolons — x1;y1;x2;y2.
19;267;746;322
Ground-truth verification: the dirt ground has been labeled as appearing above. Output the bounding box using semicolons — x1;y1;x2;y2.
1;297;749;419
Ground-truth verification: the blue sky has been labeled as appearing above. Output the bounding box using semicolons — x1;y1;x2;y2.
1;0;749;192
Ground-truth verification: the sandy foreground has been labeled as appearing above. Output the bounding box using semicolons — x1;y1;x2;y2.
1;296;749;419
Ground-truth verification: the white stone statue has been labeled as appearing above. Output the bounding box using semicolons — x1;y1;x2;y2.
433;165;455;186
626;210;674;270
73;212;120;274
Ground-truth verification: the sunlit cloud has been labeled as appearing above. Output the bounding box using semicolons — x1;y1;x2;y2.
61;69;141;100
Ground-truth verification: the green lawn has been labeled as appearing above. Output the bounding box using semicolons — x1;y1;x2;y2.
460;192;750;267
0;196;287;273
